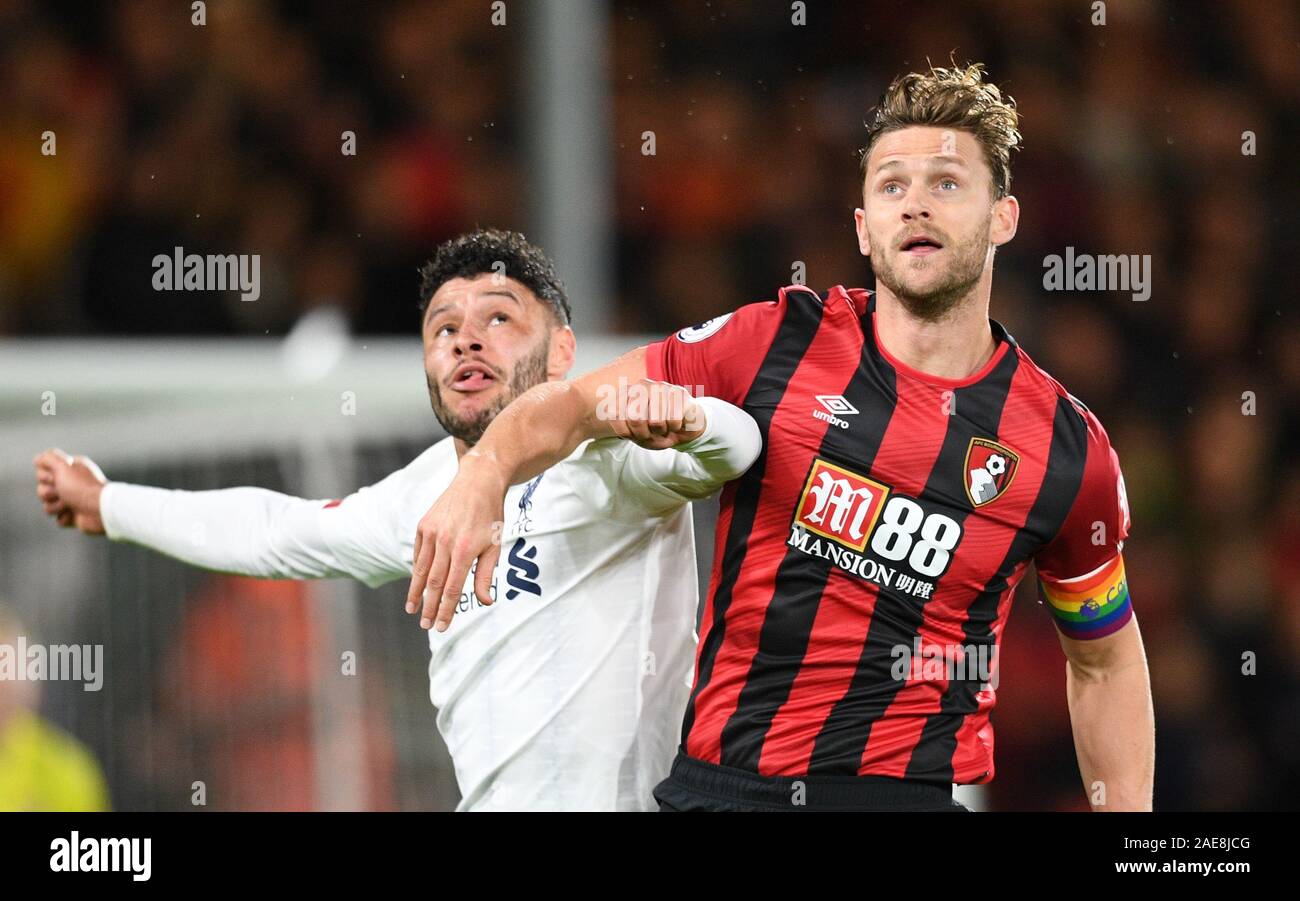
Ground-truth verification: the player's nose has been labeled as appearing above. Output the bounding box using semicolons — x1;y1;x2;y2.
900;186;932;220
452;323;485;354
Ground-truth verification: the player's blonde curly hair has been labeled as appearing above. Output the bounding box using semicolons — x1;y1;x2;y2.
860;61;1022;199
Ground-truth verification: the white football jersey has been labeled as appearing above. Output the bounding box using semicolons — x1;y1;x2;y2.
100;397;761;810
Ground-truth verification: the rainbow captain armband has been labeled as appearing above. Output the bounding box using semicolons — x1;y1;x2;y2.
1038;554;1133;640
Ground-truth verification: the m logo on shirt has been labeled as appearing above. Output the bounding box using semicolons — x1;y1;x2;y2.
794;458;890;553
505;537;542;600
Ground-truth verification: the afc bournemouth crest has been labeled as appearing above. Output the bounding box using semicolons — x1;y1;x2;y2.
964;438;1019;507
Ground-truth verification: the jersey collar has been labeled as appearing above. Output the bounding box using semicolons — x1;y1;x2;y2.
829;285;1019;387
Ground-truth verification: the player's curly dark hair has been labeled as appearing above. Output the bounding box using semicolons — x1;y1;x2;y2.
417;228;571;326
860;61;1022;199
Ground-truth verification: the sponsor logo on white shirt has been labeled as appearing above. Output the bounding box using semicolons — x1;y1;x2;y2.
505;537;542;600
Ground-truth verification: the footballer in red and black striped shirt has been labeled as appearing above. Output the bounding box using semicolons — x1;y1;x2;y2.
643;69;1149;812
412;62;1154;811
644;283;1138;810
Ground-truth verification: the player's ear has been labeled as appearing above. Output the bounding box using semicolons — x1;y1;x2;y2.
854;207;872;257
548;324;576;380
990;194;1019;247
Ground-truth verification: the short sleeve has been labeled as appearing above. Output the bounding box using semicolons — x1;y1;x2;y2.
1033;405;1133;639
644;296;789;407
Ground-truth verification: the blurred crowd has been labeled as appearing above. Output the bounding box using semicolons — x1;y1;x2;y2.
0;0;523;334
2;0;1297;810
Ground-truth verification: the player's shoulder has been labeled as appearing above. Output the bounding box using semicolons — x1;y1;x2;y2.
669;284;827;342
661;284;863;356
771;283;859;316
668;297;782;345
1009;341;1117;454
339;437;456;504
409;435;459;472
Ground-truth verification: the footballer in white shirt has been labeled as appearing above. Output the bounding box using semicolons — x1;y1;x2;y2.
33;229;761;812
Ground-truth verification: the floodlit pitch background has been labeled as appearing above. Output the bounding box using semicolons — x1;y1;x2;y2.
1;0;1297;811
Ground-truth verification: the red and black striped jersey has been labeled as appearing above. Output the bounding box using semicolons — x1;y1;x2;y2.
645;285;1133;784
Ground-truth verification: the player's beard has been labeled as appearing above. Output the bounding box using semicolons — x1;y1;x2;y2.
426;335;552;447
870;210;991;322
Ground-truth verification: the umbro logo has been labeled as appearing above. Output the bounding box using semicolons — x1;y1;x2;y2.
813;394;857;430
816;395;858;415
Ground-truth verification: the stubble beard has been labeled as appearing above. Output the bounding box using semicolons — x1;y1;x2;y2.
870;212;992;323
427;335;552;447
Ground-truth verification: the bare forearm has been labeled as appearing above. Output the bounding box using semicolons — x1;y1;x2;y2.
461;381;603;487
1065;648;1154;811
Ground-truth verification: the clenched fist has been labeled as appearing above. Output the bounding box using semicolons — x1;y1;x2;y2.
596;378;707;450
33;449;108;535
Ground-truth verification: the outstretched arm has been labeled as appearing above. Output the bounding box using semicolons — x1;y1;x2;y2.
98;483;353;580
33;448;402;585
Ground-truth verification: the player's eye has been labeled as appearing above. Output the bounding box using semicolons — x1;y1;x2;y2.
436;324;456;337
882;182;902;195
489;313;509;326
938;178;959;191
